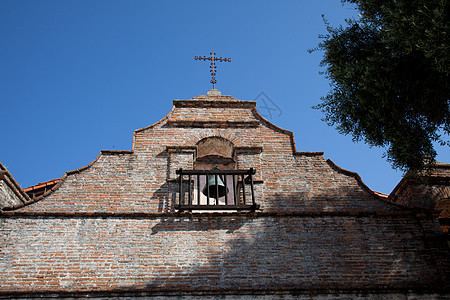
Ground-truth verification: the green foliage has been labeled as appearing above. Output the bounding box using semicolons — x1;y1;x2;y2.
312;0;449;173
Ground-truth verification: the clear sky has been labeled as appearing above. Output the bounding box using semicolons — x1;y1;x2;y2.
1;0;448;194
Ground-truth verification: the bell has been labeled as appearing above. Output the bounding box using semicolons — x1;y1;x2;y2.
202;167;229;199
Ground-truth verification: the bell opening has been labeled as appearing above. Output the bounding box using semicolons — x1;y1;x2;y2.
201;167;230;199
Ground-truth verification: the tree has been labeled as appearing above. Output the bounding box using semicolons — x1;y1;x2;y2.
311;0;449;173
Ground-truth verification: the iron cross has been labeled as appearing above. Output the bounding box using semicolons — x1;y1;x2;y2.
195;51;231;89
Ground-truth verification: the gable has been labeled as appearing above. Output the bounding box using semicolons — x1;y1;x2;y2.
12;94;399;214
1;93;448;297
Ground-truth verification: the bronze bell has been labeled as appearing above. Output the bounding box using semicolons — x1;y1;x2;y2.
202;166;229;199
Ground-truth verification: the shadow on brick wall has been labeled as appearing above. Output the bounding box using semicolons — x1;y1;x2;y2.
142;188;449;294
2;185;448;297
150;216;248;235
151;182;177;212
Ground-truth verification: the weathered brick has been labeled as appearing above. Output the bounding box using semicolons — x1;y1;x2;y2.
0;94;448;298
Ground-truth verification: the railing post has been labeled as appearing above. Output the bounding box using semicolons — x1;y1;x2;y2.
215;174;219;205
249;168;256;207
232;174;237;205
206;174;210;206
224;174;228;205
197;174;200;205
241;174;246;205
188;175;192;206
178;168;183;208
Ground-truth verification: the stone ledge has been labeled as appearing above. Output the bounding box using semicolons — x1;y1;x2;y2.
173;99;256;108
0;210;437;219
0;287;447;299
166;120;259;128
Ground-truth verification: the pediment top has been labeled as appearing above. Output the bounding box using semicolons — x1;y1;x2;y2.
173;98;256;108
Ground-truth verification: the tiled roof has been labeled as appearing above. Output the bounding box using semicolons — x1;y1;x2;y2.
373;191;389;199
24;179;60;192
24;179;60;199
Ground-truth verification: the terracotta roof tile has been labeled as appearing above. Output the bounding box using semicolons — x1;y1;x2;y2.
373;191;389;199
24;179;60;192
24;179;61;200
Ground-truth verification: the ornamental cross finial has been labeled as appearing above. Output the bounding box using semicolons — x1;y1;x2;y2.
195;51;231;89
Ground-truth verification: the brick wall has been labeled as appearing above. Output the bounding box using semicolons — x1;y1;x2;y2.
0;214;447;295
0;94;448;297
389;164;450;210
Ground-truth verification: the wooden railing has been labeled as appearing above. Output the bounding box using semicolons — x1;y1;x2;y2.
175;168;259;211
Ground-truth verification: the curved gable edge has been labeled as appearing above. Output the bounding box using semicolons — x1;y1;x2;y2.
326;159;408;210
251;105;411;211
250;106;323;157
4;150;134;211
7;103;174;210
132;99;323;157
132;104;176;151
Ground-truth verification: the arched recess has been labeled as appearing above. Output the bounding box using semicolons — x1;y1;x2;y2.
194;136;236;171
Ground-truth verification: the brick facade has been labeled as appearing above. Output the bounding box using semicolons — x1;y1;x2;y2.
1;93;449;298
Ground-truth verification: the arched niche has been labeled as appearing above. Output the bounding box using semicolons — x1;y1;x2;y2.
194;136;236;170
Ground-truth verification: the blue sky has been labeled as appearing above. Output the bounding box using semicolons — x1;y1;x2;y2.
1;1;448;194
